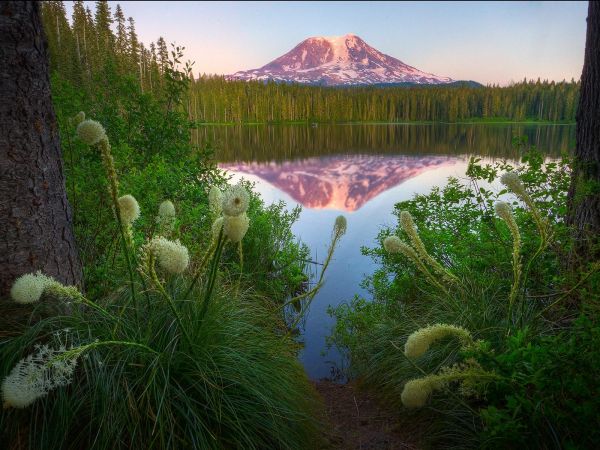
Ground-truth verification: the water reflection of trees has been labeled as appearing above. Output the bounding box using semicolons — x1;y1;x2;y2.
202;124;575;163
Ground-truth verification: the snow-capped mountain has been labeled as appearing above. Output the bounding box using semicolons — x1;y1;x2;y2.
220;155;460;212
228;33;453;86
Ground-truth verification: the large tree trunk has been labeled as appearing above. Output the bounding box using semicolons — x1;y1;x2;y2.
0;1;82;297
567;1;600;258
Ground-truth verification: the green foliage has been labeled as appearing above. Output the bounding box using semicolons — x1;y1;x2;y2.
0;276;323;450
46;17;308;303
475;317;600;449
191;76;579;123
330;142;600;448
0;111;327;448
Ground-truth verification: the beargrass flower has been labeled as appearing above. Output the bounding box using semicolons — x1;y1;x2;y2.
401;377;437;408
156;200;176;233
334;215;347;236
72;111;85;125
117;195;140;224
209;186;223;216
10;272;55;304
500;172;527;198
149;237;190;274
2;344;78;409
212;216;224;239
383;236;403;254
404;324;473;359
76;119;106;146
158;200;175;218
222;184;249;217
223;213;250;243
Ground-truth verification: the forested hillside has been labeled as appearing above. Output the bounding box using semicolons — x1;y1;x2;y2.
42;1;578;125
191;76;579;123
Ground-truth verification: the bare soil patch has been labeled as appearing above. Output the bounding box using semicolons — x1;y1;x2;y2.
315;380;423;450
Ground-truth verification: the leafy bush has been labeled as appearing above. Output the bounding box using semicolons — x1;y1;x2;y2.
330;142;600;449
475;317;600;449
52;54;308;303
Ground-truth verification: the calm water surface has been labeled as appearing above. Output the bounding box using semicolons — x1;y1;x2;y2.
204;123;575;380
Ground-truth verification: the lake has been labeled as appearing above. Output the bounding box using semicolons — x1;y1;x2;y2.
201;123;575;380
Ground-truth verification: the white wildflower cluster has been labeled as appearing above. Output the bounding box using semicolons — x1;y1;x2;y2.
76;119;106;146
494;201;521;242
1;344;78;409
221;184;249;217
211;184;251;243
500;172;527;198
10;272;83;305
223;214;250;244
158;200;175;219
208;186;223;217
383;235;416;258
148;237;190;274
382;211;458;287
10;271;55;304
404;324;473;359
117;194;140;224
156;200;176;233
334;215;347;237
211;216;224;240
401;360;490;408
401;376;444;409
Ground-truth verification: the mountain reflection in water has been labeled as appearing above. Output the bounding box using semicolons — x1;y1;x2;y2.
213;123;575;380
220;155;460;212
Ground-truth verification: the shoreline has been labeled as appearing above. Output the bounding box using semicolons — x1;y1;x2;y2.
196;120;576;126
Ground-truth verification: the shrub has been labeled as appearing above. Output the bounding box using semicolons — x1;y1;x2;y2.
330;142;600;448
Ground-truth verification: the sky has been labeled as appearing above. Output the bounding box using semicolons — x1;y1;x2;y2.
65;1;588;86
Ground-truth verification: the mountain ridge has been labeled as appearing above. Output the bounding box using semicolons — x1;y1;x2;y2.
228;34;459;86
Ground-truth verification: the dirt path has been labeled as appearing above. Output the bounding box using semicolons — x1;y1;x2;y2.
315;381;422;450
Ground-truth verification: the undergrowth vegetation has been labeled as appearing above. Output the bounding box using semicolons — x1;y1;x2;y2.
330;140;600;449
0;114;349;449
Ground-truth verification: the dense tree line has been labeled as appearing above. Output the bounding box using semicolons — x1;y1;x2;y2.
191;76;579;123
41;1;579;126
41;1;180;98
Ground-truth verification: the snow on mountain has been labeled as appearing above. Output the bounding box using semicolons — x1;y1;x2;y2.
227;33;453;86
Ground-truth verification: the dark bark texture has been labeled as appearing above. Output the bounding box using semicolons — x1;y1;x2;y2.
0;1;82;297
567;1;600;255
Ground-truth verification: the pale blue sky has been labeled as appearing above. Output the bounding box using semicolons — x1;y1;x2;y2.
66;1;588;85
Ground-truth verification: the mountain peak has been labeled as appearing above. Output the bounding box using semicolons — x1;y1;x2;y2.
228;34;453;86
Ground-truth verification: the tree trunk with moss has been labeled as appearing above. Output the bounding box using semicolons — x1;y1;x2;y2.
567;1;600;258
0;1;82;298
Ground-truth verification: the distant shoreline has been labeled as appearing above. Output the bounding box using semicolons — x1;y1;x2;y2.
196;119;576;126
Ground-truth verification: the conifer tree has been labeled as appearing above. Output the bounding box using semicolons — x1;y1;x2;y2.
114;4;127;69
